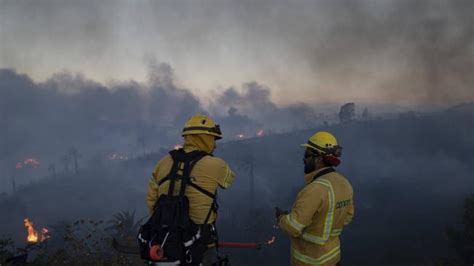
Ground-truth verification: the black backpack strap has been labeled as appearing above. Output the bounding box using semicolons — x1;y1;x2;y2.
203;191;218;224
163;149;209;197
187;182;215;199
187;180;217;224
158;176;170;186
166;158;181;196
311;167;336;182
158;148;218;223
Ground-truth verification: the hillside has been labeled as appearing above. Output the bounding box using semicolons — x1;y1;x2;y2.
1;106;473;265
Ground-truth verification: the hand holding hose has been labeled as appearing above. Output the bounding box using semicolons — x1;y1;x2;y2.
275;207;288;223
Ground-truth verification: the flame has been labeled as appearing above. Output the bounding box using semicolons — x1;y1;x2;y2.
266;236;276;245
174;144;183;150
24;218;38;243
16;158;41;169
24;158;41;168
256;129;264;137
24;218;50;243
107;153;129;161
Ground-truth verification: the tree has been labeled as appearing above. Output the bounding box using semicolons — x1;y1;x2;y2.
68;147;81;174
446;194;474;264
48;163;56;177
362;107;370;120
339;103;355;123
10;177;16;193
61;155;71;173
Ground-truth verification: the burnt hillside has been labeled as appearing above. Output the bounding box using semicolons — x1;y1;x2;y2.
1;104;473;265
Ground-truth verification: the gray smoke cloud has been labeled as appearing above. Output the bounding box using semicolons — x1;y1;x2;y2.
209;82;323;136
0;61;328;193
0;62;202;190
1;0;472;105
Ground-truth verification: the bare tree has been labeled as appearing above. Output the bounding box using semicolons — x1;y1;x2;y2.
68;147;82;174
11;175;16;193
362;107;370;120
339;103;356;123
61;154;71;173
48;163;57;177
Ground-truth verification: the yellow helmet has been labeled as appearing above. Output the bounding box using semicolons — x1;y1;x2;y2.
302;131;342;157
182;114;223;140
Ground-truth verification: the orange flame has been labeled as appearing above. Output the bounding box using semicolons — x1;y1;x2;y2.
267;236;276;245
24;218;38;243
24;158;41;168
16;158;41;169
107;153;129;161
24;218;50;243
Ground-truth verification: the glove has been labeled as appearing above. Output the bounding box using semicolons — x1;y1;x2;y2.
275;207;289;222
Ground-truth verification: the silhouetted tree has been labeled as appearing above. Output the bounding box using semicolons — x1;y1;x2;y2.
339;103;355;123
48;163;56;177
362;107;370;120
68;147;81;174
447;194;474;264
10;177;16;193
61;155;71;173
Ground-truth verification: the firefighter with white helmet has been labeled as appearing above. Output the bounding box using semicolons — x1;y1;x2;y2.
276;131;354;266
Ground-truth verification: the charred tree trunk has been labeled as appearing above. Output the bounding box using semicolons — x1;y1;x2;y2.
11;176;16;193
68;147;81;174
61;155;71;173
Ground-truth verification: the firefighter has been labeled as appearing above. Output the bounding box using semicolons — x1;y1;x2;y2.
146;114;235;265
276;131;354;266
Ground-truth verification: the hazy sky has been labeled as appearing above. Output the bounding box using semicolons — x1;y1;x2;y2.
1;0;473;106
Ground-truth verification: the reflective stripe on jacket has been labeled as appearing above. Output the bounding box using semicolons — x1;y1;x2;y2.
279;167;354;266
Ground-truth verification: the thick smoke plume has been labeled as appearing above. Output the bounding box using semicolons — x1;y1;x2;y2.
0;62;322;192
1;0;472;105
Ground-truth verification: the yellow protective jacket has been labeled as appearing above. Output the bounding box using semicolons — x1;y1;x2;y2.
146;134;235;224
279;167;354;266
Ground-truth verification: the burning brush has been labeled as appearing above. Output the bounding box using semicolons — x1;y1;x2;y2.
6;218;51;264
24;218;50;244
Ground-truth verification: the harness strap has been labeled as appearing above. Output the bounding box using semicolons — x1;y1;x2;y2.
203;190;218;224
188;182;215;199
167;159;181;196
159;176;215;200
158;149;218;224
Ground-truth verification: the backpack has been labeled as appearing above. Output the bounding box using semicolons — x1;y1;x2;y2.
137;149;218;265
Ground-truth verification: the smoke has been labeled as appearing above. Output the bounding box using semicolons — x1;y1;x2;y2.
0;62;203;187
0;60;328;193
209;82;324;137
1;0;472;105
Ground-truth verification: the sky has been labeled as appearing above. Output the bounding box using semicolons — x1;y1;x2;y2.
0;0;473;106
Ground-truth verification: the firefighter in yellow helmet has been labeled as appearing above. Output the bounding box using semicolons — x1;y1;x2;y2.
146;114;235;265
276;131;354;266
